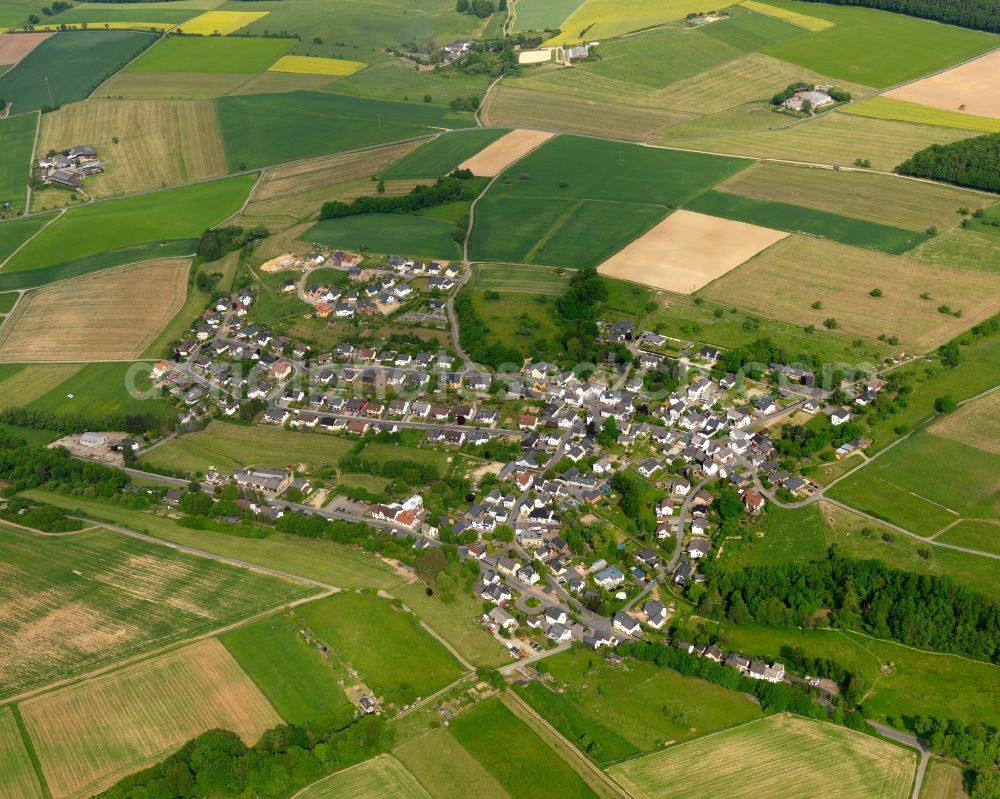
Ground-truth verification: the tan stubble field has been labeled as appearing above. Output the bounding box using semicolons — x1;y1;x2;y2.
885;50;1000;119
458;129;555;177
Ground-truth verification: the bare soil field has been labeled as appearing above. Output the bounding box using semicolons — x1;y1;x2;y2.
37;100;227;198
597;209;787;293
930;390;1000;455
21;639;281;799
458;129;555;177
0;32;51;66
0;259;190;361
885;50;1000;119
702;235;1000;351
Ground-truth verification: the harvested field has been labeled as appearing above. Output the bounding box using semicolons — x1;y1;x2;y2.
885;49;1000;119
96;71;253;99
702;235;1000;350
21;639;282;799
610;714;913;799
178;9;268;35
296;755;431;799
717;161;992;231
911;226;1000;274
0;32;51;66
0;363;83;409
929;390;1000;456
458;129;555;177
598;209;787;293
382;129;508;179
37;100;227;197
481;85;694;141
0;259;189;362
268;54;366;76
0;706;44;799
227;70;335;95
842;96;1000;134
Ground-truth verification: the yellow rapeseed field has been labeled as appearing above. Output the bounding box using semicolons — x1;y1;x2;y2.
740;0;835;31
179;10;267;35
267;54;366;76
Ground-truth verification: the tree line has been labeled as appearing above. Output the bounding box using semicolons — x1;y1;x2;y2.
0;431;129;497
319;171;478;220
896;132;1000;192
795;0;1000;32
0;406;175;436
195;225;268;263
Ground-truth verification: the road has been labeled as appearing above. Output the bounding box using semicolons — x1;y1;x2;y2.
868;721;930;799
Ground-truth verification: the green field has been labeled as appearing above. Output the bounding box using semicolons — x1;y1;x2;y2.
305;212;462;259
0;423;64;446
843;96;1000;134
125;35;293;73
610;713;914;799
4;175;254;276
55;6;199;26
912;225;1000;274
686;190;927;254
0;707;44;799
0;214;56;267
0;113;36;214
0;292;18;313
828;430;1000;535
26;361;176;419
516;649;762;763
220;613;351;724
382;129;509;179
296;755;431;799
759;0;998;87
512;0;584;30
449;698;599;799
936;520;1000;556
395;727;511;799
297;592;465;699
470;136;747;267
216;91;475;170
143;421;354;475
471;263;571;294
0;30;156;113
721;623;1000;728
0;523;314;697
463;287;564;359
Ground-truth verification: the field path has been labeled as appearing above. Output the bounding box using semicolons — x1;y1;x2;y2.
0;208;64;271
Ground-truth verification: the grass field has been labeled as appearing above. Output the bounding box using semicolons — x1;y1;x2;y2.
0;363;83;409
20;639;281;799
546;0;721;44
936;520;1000;556
0;707;44;799
921;760;969;799
518;649;762;762
740;0;833;30
297;755;431;799
828;430;1000;535
0;523;313;698
305;212;462;260
216;91;475;170
610;714;913;799
0;30;155;114
25;361;176;419
721;623;1000;727
220;613;351;724
125;35;290;73
471;263;571;294
843;96;1000;134
5;174;254;276
928;388;1000;455
48;6;199;26
0;112;36;214
96;70;254;99
701;235;1000;351
911;225;1000;274
512;0;584;30
0;291;17;313
686;190;927;254
463;286;564;358
37;100;227;198
0;259;189;362
268;54;366;76
395;727;511;799
297;592;465;699
759;0;998;87
0;213;53;267
142;421;355;475
450;698;599;798
382;129;508;179
179;9;268;35
717;162;988;232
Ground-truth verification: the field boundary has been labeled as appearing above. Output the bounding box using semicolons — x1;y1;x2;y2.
0;210;64;272
9;705;51;799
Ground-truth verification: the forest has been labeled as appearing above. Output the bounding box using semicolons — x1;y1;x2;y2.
319;171;479;219
796;0;1000;32
0;431;129;496
896;132;1000;191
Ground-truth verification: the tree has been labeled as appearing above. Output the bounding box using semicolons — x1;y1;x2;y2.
934;394;957;413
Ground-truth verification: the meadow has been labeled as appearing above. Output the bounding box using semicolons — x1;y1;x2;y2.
25;361;176;419
828;430;1000;535
0;707;44;799
928;388;1000;455
936;520;1000;556
382;129;509;179
920;761;967;799
449;698;599;799
471;263;571;294
511;0;584;31
142;421;355;475
516;649;762;763
686;190;928;254
463;286;564;358
0;212;54;266
609;714;914;799
97;70;253;99
297;592;465;699
296;756;431;799
305;212;462;260
0;259;189;362
220;613;351;724
37;100;228;198
124;35;292;73
701;235;1000;352
215;91;475;170
0;292;17;313
0;31;156;113
717;162;988;232
0;524;313;698
0;363;83;409
720;624;1000;728
394;727;511;799
843;96;1000;134
4;174;255;276
912;224;1000;274
0;112;36;214
48;6;198;26
20;639;281;799
759;0;998;87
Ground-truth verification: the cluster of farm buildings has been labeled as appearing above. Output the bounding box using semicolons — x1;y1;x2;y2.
36;144;102;190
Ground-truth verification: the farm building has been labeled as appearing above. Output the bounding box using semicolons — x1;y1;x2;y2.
783;88;835;112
